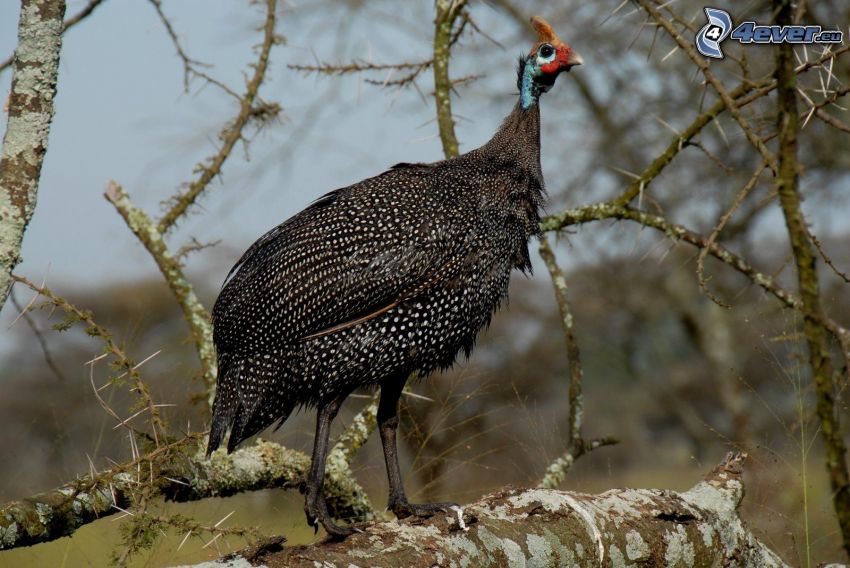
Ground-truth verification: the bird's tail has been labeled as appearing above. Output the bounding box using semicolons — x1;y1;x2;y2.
207;353;293;456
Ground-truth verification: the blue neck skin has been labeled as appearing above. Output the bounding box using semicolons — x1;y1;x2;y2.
520;62;540;110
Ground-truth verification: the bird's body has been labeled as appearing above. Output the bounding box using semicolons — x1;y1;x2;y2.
207;15;581;537
210;106;543;452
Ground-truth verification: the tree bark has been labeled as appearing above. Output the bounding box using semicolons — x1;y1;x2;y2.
0;439;373;550
0;0;66;310
173;452;789;568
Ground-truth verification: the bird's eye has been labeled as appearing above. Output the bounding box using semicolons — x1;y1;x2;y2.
539;44;554;59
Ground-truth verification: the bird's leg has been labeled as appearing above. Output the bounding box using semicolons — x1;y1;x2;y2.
302;392;355;538
378;375;459;520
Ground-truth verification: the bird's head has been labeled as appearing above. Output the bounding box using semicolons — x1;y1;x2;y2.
518;16;582;109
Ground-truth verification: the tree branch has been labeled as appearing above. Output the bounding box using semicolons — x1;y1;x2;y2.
105;181;217;399
0;0;66;312
773;0;850;556
12;274;167;444
635;0;778;174
0;438;373;550
156;0;280;234
537;237;616;488
181;452;790;567
433;0;468;159
0;0;100;74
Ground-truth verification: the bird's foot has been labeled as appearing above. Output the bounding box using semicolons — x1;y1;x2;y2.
303;491;361;540
389;499;461;520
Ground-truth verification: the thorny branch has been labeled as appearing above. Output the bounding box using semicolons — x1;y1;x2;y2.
772;0;850;554
11;275;167;445
105;181;217;401
289;59;433;89
156;0;281;234
636;0;780;173
537;237;616;489
696;160;769;308
0;438;373;550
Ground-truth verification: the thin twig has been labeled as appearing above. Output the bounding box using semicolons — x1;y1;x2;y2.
12;274;166;444
9;288;67;381
156;0;280;234
537;237;616;488
146;0;211;91
696;160;769;307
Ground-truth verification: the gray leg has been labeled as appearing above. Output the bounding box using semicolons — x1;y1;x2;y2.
303;392;355;538
378;375;458;519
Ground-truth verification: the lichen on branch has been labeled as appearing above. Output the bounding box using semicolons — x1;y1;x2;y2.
178;452;789;568
0;0;66;312
0;438;373;550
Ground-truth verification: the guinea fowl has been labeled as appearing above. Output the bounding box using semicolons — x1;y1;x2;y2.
207;16;582;537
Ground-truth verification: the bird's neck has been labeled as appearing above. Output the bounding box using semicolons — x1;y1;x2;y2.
477;101;543;184
519;62;543;110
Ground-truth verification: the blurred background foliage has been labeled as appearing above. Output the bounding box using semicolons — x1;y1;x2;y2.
1;0;849;565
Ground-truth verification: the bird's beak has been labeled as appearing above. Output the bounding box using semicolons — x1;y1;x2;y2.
556;46;583;73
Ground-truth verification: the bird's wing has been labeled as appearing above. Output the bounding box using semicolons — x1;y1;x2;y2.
212;168;477;351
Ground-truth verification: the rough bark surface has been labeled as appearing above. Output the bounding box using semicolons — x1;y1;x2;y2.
0;440;372;550
0;0;66;309
173;452;788;568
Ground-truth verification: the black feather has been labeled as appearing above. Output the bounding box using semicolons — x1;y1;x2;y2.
207;91;547;455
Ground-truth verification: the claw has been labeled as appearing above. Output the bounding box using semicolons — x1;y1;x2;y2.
449;505;468;531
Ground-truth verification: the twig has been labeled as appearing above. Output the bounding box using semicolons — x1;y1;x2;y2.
9;288;67;381
696;160;769;308
807;227;850;284
433;0;469;159
156;0;280;234
146;0;210;91
11;274;166;444
635;0;778;174
537;237;616;488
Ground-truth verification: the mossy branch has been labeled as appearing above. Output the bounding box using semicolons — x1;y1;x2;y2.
773;0;850;556
537;237;616;489
0;0;66;312
179;452;790;568
0;0;101;75
0;438;373;550
105;181;217;400
433;0;468;159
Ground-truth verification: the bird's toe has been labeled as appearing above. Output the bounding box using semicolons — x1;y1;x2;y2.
390;500;460;520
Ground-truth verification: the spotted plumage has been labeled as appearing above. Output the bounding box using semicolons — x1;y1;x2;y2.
207;15;582;537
